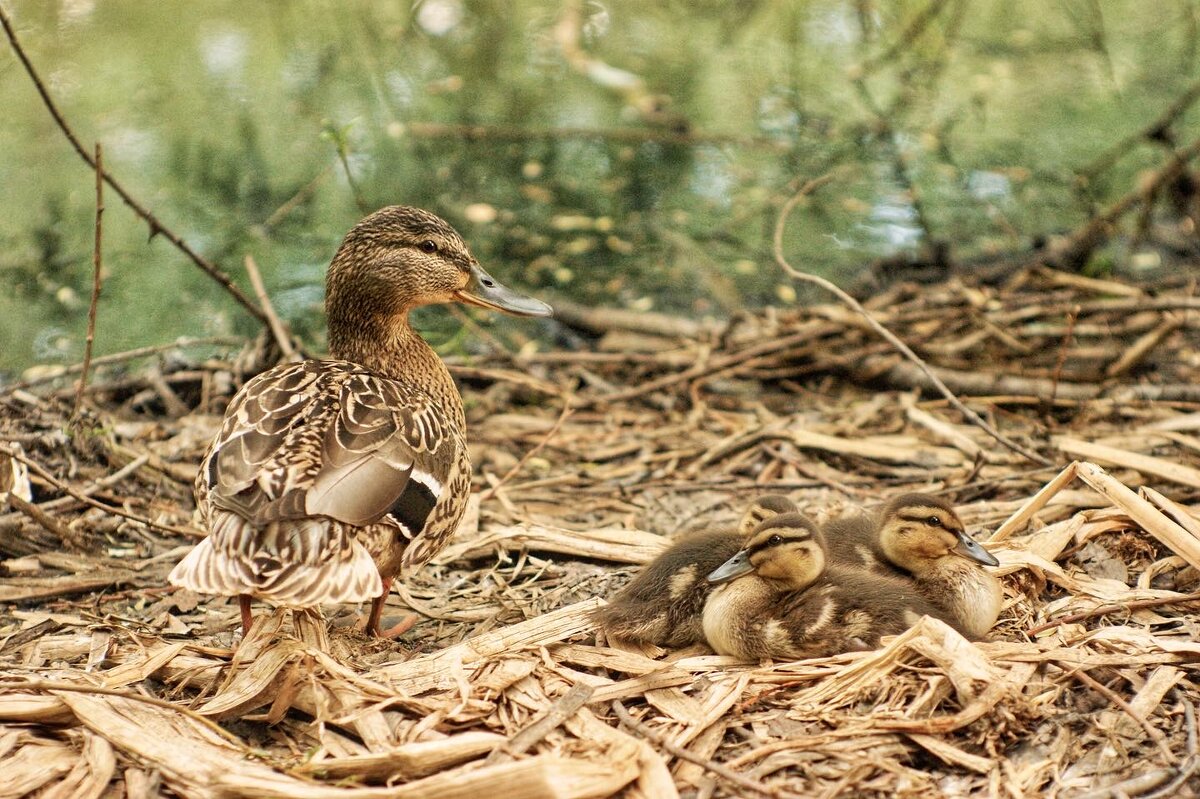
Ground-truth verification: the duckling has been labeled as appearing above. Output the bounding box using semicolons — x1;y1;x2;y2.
702;513;953;660
169;206;551;637
592;494;798;647
822;493;1002;639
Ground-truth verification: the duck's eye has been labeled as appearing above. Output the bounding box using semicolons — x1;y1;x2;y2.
927;516;942;527
418;240;439;254
767;534;783;546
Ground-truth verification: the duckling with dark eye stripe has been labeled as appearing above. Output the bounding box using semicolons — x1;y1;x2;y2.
703;513;954;661
822;493;1002;639
592;494;798;647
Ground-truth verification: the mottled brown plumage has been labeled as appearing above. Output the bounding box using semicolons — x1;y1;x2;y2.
703;513;954;660
591;494;798;647
821;493;1003;639
169;206;551;636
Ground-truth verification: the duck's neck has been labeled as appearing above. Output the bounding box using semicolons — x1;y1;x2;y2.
329;311;464;422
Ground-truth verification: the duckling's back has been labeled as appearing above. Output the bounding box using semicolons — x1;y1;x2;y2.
708;565;953;661
822;512;905;577
592;528;742;647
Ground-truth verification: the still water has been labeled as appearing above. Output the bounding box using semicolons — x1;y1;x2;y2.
0;0;1190;374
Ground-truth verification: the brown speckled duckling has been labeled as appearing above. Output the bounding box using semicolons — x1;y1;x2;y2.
592;494;797;647
822;493;1003;639
703;513;953;660
169;206;551;637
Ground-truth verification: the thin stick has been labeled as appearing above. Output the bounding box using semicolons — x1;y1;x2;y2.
611;701;803;799
856;0;952;75
3;336;244;393
772;172;1051;466
485;682;594;764
480;399;573;502
242;255;297;361
0;5;267;326
1080;76;1200;179
74;141;104;419
1026;592;1200;636
1140;698;1199;799
1046;305;1079;411
1069;668;1175;765
0;443;201;538
4;492;87;550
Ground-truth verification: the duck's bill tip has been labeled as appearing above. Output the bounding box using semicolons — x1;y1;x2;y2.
707;550;754;583
456;265;553;318
954;534;1000;567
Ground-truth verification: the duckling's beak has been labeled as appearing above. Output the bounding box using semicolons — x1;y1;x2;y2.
455;263;553;317
707;550;754;583
952;532;999;567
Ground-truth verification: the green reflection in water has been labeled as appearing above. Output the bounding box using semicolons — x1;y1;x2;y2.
0;0;1193;374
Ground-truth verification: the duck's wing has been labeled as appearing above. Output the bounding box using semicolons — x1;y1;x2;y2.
206;360;458;530
171;360;461;602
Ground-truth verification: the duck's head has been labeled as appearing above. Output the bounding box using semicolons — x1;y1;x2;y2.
876;494;998;572
736;494;799;537
326;206;551;340
708;513;826;591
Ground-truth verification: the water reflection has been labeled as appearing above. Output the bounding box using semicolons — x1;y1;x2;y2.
0;0;1187;375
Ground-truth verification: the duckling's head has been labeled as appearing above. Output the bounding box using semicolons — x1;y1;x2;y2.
877;494;999;573
736;494;799;537
708;513;826;591
326;206;551;349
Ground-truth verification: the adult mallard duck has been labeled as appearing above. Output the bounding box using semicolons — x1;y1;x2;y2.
821;493;1003;639
703;513;952;660
168;206;551;637
592;494;797;647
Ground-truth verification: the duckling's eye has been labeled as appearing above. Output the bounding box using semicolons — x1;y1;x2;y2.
767;534;783;546
927;516;942;527
418;240;439;254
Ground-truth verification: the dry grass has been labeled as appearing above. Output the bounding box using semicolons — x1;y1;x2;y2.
4;266;1200;798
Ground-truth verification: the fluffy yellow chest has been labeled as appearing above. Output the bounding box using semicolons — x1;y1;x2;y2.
925;562;1003;638
703;578;771;657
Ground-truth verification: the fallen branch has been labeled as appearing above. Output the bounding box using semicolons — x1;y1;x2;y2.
773;172;1052;465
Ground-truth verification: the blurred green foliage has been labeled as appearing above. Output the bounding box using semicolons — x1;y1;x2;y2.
1;0;1197;374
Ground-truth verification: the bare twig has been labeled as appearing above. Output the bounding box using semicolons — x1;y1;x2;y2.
1080;77;1200;180
1070;668;1175;765
242;255;298;362
0;443;201;538
258;162;334;232
4;492;88;551
0;5;267;326
773;172;1051;465
485;682;594;764
74;141;105;420
2;336;244;394
856;0;952;75
1048;135;1200;270
611;701;803;799
1139;699;1199;799
1046;305;1079;410
1026;592;1200;636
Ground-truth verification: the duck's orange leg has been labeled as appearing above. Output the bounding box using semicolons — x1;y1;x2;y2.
239;594;254;634
365;577;419;638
